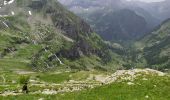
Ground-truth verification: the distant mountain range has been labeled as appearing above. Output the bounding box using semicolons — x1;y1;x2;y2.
59;0;170;43
84;9;149;42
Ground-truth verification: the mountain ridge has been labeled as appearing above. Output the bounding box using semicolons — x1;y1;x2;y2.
135;19;170;70
59;0;162;43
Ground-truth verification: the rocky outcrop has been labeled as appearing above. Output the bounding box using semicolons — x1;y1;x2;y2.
95;68;165;84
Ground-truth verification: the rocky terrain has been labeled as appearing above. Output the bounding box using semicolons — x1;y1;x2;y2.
0;68;167;97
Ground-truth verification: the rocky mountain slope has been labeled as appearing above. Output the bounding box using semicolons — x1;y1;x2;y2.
0;0;126;71
135;19;170;70
86;9;149;42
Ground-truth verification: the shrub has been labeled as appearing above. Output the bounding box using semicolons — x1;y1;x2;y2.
19;76;30;84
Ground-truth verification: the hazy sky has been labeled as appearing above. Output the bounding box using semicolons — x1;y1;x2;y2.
127;0;165;3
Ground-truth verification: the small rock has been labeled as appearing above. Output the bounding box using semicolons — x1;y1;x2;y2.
38;98;44;100
142;78;148;81
145;95;149;99
127;82;134;85
12;80;16;84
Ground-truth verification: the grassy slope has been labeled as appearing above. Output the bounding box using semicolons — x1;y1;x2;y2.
0;0;126;72
0;15;42;71
1;74;169;100
134;19;170;70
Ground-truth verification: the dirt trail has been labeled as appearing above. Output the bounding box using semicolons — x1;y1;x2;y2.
15;70;35;75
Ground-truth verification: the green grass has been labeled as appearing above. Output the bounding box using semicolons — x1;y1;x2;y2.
0;75;169;100
62;56;102;70
14;44;42;59
0;58;30;71
70;71;91;81
38;72;71;83
53;75;170;100
0;32;14;51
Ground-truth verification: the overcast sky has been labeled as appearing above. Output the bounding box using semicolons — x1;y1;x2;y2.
126;0;165;3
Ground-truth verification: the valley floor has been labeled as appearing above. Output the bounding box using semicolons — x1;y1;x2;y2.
0;64;169;100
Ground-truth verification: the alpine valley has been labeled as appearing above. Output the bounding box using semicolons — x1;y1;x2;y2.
0;0;169;99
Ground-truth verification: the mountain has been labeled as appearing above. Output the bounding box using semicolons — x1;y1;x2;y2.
126;6;161;29
135;19;170;70
129;0;170;21
86;9;149;42
59;0;160;43
0;0;125;71
59;0;124;12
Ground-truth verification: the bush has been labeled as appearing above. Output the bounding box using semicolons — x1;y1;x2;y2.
19;76;30;84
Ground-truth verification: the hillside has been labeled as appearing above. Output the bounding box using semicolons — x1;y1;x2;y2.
0;0;126;72
135;19;170;70
88;9;149;42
